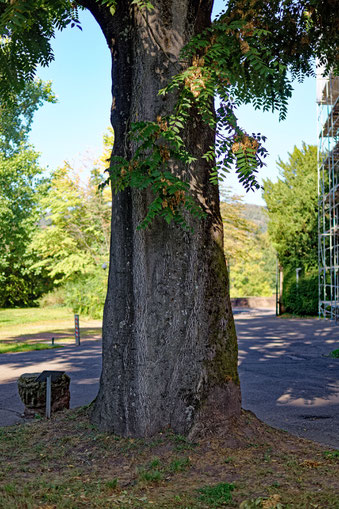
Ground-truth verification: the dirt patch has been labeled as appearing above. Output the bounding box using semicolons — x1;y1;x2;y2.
0;407;338;508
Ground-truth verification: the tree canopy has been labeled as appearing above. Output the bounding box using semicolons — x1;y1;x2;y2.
263;143;318;272
0;79;56;156
31;137;112;317
221;195;275;297
0;146;51;306
0;74;55;306
1;0;338;436
0;1;338;225
263;143;318;314
31;164;111;284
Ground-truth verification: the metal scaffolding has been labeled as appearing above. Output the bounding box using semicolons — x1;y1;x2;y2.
318;72;339;320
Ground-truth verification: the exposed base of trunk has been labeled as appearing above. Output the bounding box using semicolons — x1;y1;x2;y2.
188;381;242;440
91;381;241;439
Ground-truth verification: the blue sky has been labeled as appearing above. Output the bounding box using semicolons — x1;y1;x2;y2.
29;4;318;206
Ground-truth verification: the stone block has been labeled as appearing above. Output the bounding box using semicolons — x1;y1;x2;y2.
18;372;70;417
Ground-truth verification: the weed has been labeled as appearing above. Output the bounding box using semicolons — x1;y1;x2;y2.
224;456;234;463
285;458;298;468
330;348;339;359
169;456;191;472
240;494;283;508
148;457;161;469
138;468;163;483
263;448;272;462
270;481;281;488
197;482;235;507
167;432;197;451
148;438;164;447
119;438;145;454
323;450;339;459
105;478;118;490
3;484;16;495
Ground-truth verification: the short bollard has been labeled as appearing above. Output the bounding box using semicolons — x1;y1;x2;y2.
51;337;55;346
74;314;80;346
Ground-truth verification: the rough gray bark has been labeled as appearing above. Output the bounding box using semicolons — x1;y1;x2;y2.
82;0;241;437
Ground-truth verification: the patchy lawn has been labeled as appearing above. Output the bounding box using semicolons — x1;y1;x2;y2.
0;342;63;354
0;307;101;346
0;407;338;508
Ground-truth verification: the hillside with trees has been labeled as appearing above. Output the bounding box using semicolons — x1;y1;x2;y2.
221;195;275;298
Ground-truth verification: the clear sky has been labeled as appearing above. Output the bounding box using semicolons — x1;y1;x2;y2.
29;3;318;206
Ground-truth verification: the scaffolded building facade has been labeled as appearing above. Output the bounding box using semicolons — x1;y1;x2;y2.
318;72;339;320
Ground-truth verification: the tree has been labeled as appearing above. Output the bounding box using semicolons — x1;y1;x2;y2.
263;144;318;271
32;165;111;283
0;79;56;306
31;160;111;317
0;147;51;306
0;65;56;306
0;1;338;437
221;195;275;297
0;79;56;156
263;143;318;314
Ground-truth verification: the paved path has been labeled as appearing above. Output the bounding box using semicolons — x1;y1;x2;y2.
0;339;102;426
1;310;339;449
236;309;339;449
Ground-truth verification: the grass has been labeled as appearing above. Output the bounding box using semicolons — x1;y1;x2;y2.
0;407;338;508
0;307;72;327
278;313;317;320
0;306;101;344
330;348;339;359
197;482;235;507
0;342;63;354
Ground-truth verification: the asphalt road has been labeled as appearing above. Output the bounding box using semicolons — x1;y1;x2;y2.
0;339;102;427
235;308;339;450
1;309;339;449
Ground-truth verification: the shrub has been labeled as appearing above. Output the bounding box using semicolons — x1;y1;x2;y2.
282;268;318;316
63;270;108;319
39;287;66;308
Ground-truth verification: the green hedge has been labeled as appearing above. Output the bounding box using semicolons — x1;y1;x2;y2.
282;268;318;316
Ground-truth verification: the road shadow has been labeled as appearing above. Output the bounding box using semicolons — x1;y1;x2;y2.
0;340;102;424
235;309;339;448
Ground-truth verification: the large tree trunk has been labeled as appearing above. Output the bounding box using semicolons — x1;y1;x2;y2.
82;0;241;437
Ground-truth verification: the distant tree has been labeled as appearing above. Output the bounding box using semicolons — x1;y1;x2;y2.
221;194;275;297
229;232;275;297
32;128;113;280
263;143;318;314
0;80;55;307
0;148;51;306
263;144;318;271
0;80;56;156
31;165;111;283
31;141;112;317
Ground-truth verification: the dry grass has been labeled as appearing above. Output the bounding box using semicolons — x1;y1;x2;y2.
0;407;338;508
